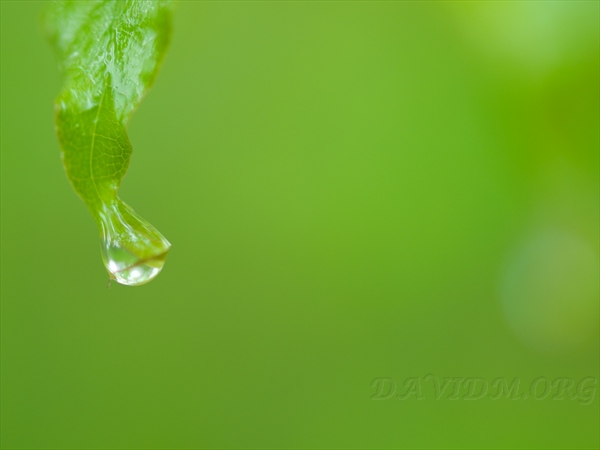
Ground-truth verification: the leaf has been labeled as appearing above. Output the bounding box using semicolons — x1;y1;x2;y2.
43;0;173;286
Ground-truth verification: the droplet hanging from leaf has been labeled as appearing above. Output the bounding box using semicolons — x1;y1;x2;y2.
43;0;173;285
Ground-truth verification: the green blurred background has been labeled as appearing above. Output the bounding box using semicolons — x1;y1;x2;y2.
1;1;598;448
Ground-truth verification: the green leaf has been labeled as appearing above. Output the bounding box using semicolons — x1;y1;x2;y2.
43;0;173;286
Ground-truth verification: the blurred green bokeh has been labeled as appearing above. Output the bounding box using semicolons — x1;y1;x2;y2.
1;1;598;448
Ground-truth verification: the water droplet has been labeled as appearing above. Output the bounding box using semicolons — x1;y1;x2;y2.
98;200;171;286
102;242;167;286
